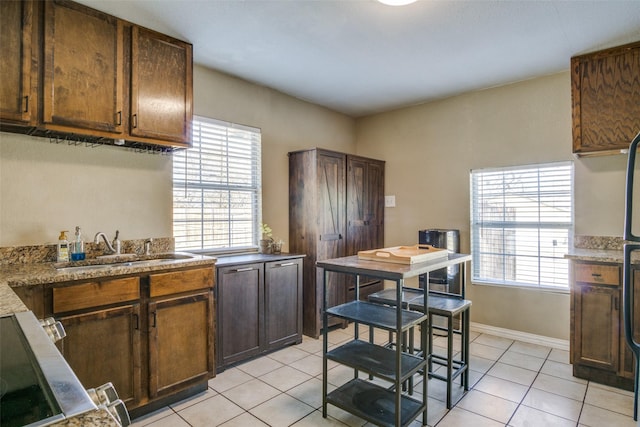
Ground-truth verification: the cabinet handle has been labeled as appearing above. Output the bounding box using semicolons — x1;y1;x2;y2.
591;273;602;277
116;111;122;126
276;262;295;267
133;313;139;330
23;96;29;113
151;311;157;328
615;296;619;311
132;114;138;128
233;267;254;272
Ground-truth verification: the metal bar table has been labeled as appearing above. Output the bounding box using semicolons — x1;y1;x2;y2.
318;253;471;427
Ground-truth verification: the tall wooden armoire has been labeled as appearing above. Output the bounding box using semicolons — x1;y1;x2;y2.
289;148;385;338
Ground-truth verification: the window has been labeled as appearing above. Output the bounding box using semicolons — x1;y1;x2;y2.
470;162;573;290
173;116;261;252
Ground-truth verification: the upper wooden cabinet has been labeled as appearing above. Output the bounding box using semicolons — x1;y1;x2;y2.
131;27;192;143
43;0;124;134
0;0;193;148
0;0;36;124
571;41;640;156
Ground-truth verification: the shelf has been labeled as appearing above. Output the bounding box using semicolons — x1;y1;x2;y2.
326;301;427;332
327;378;425;427
326;340;426;383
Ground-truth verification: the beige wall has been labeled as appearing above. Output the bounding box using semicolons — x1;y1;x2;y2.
0;133;173;245
355;71;629;340
0;65;630;340
0;65;355;248
192;65;356;247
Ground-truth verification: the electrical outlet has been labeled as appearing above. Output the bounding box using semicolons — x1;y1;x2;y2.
385;195;396;207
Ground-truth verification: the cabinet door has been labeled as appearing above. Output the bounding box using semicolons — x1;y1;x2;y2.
0;0;35;124
148;290;214;398
573;282;619;372
130;26;192;144
58;304;142;408
42;0;124;134
346;156;384;255
572;42;640;154
346;157;384;300
265;259;303;350
316;152;347;326
217;263;264;368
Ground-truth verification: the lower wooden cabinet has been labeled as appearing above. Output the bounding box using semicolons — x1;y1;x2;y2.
216;254;303;371
58;304;142;408
571;261;637;390
149;290;213;398
265;259;304;351
46;265;215;414
218;262;264;367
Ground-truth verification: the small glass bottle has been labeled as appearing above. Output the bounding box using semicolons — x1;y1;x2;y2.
70;226;85;261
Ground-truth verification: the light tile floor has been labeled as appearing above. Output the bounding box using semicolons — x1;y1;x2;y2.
131;324;637;426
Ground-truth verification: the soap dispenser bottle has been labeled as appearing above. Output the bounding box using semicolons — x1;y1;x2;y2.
57;231;70;262
71;226;85;261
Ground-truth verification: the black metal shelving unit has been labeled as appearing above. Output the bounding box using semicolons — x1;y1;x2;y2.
318;253;471;427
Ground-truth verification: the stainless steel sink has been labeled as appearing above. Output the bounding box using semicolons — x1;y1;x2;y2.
54;253;194;272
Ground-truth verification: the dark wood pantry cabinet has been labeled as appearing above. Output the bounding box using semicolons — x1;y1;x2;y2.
215;254;304;371
289;148;385;338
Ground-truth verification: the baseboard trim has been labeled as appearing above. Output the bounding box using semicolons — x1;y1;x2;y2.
471;322;569;351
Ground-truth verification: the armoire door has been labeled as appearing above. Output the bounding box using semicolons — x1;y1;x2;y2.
316;151;347;321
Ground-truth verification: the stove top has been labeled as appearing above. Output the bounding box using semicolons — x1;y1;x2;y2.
0;312;96;427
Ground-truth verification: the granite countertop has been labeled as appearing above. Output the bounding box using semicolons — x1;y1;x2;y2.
564;247;626;263
0;250;216;427
0;252;216;315
564;235;640;264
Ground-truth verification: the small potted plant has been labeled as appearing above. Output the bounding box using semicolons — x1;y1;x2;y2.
271;239;284;254
259;223;273;254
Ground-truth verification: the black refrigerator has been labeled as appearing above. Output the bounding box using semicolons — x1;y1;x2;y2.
623;131;640;420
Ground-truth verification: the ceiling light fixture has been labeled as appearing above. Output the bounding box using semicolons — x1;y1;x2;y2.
377;0;418;6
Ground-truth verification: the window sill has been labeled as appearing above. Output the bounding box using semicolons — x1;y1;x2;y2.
471;280;570;295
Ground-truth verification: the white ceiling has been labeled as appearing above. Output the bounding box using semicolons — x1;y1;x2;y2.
77;0;640;117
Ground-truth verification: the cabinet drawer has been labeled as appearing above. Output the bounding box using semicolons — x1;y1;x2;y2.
150;267;214;298
53;277;140;313
575;264;620;286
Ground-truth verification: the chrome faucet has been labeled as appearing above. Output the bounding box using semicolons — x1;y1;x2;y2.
144;238;153;255
94;231;119;255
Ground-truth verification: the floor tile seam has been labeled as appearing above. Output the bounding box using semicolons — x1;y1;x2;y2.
245;393;317;427
306;409;352;427
432;405;507;427
132;407;178;427
454;389;520;424
580;400;636;418
518;399;582;422
529;374;588;402
502;366;541;427
170;392;220;414
586;381;636;398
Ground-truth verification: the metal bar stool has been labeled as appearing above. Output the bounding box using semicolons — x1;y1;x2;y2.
423;294;471;408
368;287;472;408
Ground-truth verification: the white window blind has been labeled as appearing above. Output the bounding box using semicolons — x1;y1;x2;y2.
173;116;261;252
470;162;573;289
